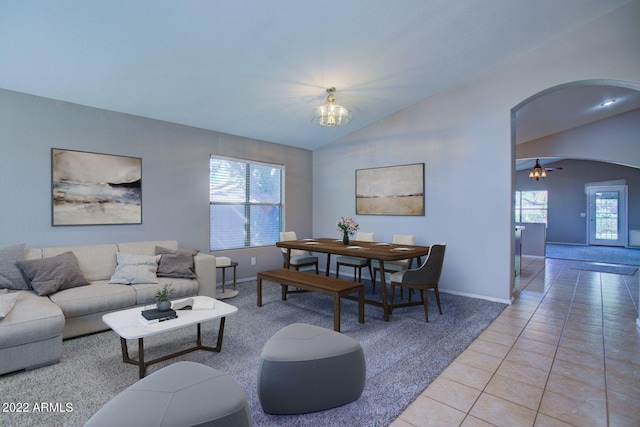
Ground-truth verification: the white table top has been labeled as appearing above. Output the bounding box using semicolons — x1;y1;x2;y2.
102;296;238;340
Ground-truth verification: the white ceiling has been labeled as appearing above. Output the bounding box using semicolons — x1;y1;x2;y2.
0;0;636;150
516;85;640;145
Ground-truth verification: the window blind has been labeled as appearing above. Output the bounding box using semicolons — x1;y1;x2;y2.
209;156;284;251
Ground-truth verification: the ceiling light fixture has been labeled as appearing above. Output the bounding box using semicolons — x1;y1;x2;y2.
600;99;616;107
311;87;352;127
529;159;547;181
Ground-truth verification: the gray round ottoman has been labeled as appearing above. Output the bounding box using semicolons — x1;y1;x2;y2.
258;323;366;414
86;361;251;427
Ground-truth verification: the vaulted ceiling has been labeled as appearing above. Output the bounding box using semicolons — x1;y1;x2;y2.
1;0;636;150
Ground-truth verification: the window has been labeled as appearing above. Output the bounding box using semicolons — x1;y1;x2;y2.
515;190;548;225
209;156;284;251
594;191;619;240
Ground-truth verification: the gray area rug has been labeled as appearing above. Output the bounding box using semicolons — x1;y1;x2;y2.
546;243;640;266
570;262;638;275
0;280;506;427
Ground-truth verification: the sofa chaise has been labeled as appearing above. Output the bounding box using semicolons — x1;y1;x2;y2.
0;240;216;376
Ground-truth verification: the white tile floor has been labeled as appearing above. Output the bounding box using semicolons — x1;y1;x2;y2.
391;256;640;427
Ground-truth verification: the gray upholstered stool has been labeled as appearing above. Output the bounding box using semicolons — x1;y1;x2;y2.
86;361;251;427
258;323;365;414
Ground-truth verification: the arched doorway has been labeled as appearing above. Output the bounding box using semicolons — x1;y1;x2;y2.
510;79;640;297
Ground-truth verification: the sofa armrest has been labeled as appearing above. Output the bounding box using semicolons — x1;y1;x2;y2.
194;253;217;298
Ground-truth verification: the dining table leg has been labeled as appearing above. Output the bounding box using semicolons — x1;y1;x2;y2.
285;248;291;269
378;259;390;321
325;253;331;277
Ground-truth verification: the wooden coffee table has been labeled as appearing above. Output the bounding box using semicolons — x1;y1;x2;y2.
102;296;238;378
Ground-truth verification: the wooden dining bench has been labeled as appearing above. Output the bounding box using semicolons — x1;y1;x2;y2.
257;269;364;332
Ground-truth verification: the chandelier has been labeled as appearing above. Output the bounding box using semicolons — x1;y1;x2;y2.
529;159;547;181
311;87;352;126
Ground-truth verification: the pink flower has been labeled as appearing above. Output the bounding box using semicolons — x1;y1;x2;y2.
337;216;359;236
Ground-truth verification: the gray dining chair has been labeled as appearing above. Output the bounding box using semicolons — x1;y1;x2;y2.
389;243;446;322
279;231;319;274
371;234;415;292
335;232;375;282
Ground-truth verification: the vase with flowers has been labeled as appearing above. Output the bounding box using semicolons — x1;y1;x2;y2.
337;216;359;245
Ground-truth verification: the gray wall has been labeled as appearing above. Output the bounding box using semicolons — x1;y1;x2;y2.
0;89;313;281
516;159;640;245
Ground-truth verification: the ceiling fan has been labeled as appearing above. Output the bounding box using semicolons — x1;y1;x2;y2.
529;159;563;181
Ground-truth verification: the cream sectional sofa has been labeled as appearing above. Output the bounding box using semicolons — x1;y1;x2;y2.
0;240;216;376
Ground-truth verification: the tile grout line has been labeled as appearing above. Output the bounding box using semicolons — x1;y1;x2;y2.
519;260;579;426
458;259;569;426
599;272;612;427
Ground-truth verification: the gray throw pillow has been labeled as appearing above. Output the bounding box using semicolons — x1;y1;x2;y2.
0;289;20;319
0;243;29;290
16;251;90;296
156;246;199;279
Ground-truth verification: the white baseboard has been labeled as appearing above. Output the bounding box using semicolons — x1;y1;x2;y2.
235;277;258;284
439;288;512;305
546;242;587;246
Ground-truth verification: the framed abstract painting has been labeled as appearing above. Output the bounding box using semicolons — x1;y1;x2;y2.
356;163;424;216
52;148;142;225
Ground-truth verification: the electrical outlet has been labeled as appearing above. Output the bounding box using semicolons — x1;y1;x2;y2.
251;257;256;265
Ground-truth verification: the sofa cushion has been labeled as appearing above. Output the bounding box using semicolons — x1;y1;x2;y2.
0;243;30;290
24;248;43;261
109;253;160;285
0;291;65;349
48;280;137;318
17;252;91;296
156;246;199;279
42;244;118;282
118;240;179;256
0;289;20;319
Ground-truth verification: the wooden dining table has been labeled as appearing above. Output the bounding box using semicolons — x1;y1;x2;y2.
276;238;431;321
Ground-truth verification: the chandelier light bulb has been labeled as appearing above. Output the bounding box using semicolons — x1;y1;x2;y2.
312;87;352;127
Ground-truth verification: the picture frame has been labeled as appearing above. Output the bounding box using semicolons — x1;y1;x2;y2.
356;163;424;216
52;148;142;225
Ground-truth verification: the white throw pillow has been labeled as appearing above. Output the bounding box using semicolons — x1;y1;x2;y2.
109;253;161;285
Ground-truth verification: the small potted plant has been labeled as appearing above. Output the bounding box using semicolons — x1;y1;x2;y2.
155;283;174;311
